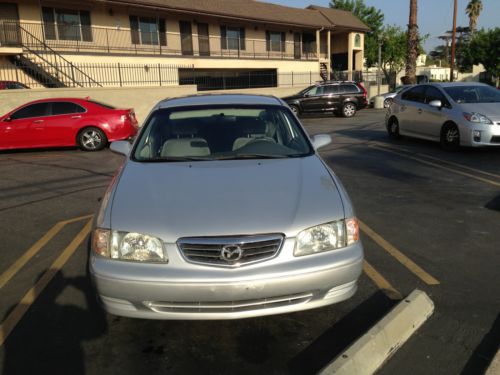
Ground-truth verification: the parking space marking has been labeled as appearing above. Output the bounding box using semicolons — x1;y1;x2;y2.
0;219;92;347
373;142;500;179
0;214;93;290
370;144;500;187
363;260;402;300
360;220;440;285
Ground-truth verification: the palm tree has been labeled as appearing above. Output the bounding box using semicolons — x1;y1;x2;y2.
404;0;418;84
465;0;483;33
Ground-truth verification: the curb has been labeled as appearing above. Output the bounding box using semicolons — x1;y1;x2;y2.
486;349;500;375
319;289;434;375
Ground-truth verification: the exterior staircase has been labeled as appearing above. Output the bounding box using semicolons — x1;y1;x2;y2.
320;62;328;81
9;23;101;88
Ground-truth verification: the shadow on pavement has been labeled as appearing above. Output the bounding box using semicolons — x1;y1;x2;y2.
1;270;107;375
461;313;500;375
288;291;398;375
485;194;500;212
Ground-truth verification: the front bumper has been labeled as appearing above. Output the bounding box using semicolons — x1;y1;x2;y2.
90;240;363;320
462;121;500;147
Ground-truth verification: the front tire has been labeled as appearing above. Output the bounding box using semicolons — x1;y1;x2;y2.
440;123;460;151
78;127;107;151
289;105;300;117
342;102;357;118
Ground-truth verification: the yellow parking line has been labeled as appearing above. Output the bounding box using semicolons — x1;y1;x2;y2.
370;145;500;187
0;219;92;347
373;142;500;179
0;214;93;290
363;260;402;300
360;220;440;285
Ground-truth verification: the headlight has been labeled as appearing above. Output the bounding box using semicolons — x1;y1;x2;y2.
463;112;492;124
294;218;359;257
92;229;167;263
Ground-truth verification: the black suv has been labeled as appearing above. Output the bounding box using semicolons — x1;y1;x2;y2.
283;81;368;117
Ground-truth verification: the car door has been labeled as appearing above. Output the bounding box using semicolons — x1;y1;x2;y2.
397;85;427;136
339;83;360;108
0;102;50;149
46;101;87;146
322;85;340;111
300;86;325;112
419;86;452;140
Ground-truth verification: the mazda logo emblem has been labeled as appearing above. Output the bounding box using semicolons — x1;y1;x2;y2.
221;245;243;262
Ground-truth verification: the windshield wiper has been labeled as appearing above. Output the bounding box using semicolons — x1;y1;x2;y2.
214;153;297;160
145;156;213;162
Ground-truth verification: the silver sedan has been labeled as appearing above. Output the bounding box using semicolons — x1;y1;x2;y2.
386;82;500;149
89;94;363;320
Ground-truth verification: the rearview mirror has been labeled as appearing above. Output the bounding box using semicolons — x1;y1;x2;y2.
110;141;131;156
311;134;332;150
429;100;442;108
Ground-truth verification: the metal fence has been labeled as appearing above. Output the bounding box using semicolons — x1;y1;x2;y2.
0;59;192;88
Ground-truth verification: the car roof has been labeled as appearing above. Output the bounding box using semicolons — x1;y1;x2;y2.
17;97;90;104
428;82;491;88
155;94;284;109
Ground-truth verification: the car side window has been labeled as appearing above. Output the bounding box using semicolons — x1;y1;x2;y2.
10;103;50;120
323;85;339;95
402;86;426;103
51;102;86;115
339;84;358;94
424;86;449;107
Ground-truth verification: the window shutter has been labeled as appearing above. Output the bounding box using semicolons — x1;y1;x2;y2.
239;27;245;50
42;7;56;40
281;32;286;52
129;15;140;44
80;11;92;42
159;18;167;46
265;31;270;51
220;26;227;49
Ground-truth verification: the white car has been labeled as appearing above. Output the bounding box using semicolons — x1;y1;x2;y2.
386;83;500;149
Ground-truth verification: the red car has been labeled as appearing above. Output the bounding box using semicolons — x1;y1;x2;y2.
0;98;138;151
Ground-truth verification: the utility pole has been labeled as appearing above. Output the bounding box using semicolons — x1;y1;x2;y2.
450;0;458;82
377;39;382;95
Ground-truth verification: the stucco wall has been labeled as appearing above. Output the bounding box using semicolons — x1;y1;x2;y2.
0;85;197;124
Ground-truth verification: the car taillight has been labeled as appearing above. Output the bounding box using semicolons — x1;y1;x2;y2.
358;83;367;98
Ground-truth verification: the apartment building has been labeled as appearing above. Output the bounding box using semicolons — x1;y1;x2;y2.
0;0;369;89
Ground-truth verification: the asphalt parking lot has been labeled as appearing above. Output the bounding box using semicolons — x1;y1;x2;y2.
0;108;499;374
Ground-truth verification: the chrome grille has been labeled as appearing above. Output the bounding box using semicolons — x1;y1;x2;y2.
146;292;313;313
177;234;284;267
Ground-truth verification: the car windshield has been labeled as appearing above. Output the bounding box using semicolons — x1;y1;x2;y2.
443;85;500;104
133;105;314;161
297;85;315;96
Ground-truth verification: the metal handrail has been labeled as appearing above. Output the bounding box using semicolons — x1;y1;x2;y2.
17;23;101;87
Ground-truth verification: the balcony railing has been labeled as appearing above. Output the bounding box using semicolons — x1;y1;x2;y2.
3;22;324;61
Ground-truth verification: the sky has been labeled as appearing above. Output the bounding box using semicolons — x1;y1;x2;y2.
266;0;499;52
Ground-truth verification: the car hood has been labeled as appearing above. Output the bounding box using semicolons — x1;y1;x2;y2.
282;95;303;102
110;156;345;242
459;103;500;121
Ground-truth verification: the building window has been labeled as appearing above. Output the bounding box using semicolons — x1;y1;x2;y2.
42;7;92;41
266;31;285;52
220;26;245;50
354;34;361;48
129;16;167;46
302;32;316;54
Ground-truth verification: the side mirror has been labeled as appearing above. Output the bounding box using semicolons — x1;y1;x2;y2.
3;117;12;122
110;140;131;156
311;134;332;150
429;100;442;109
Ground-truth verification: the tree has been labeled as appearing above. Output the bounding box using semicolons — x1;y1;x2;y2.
404;0;419;84
329;0;384;67
461;28;500;84
465;0;483;33
379;25;407;87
